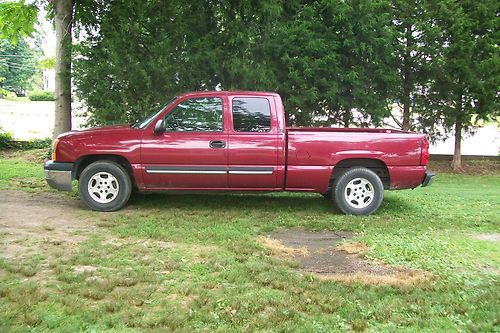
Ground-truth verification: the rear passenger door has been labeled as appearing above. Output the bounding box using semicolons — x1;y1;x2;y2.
227;96;279;189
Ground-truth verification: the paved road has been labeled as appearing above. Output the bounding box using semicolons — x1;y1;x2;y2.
0;100;87;140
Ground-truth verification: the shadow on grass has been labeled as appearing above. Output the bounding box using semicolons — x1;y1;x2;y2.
128;191;332;212
125;191;417;216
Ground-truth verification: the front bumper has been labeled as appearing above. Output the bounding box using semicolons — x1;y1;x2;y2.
44;161;74;191
421;171;436;187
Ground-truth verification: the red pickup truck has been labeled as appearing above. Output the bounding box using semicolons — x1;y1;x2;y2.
44;91;434;215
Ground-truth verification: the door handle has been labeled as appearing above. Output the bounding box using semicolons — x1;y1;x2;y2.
209;140;226;148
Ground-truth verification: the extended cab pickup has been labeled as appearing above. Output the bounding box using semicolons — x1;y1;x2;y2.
44;91;434;215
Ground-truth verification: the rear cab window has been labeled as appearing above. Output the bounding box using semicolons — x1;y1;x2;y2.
231;97;272;132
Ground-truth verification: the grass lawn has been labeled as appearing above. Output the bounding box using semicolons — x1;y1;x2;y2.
0;150;499;332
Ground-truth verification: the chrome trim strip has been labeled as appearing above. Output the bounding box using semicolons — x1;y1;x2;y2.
146;170;226;174
228;170;274;175
145;166;274;175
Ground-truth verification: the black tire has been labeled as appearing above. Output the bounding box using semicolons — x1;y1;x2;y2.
78;161;132;212
332;167;384;215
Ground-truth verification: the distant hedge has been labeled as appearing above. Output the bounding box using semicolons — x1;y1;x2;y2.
0;131;51;150
28;90;55;101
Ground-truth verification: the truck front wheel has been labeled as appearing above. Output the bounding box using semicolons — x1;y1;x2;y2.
78;161;132;212
332;167;384;215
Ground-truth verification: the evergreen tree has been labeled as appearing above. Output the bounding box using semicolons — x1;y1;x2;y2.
271;0;397;126
418;0;499;169
391;0;442;131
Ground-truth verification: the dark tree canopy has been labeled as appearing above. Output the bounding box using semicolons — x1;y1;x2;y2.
74;0;397;127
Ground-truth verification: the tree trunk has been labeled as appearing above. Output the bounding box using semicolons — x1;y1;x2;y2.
451;94;463;171
52;0;74;140
342;109;350;128
451;117;462;171
402;100;411;131
401;24;412;132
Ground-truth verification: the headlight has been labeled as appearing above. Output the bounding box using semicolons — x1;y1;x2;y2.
51;139;59;161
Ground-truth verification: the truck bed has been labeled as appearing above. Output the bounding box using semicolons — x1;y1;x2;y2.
285;128;426;192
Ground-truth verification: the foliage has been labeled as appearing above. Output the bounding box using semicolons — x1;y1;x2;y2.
273;0;397;126
0;131;51;150
0;131;14;149
417;0;499;132
73;0;398;127
414;0;499;168
74;0;217;125
38;56;55;69
28;90;55;101
390;0;444;131
0;87;16;99
0;38;40;94
0;0;38;44
0;154;498;331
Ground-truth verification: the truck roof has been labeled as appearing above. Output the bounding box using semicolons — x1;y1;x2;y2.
177;91;280;98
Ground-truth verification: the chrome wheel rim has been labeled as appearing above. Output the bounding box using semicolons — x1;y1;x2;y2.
344;177;374;209
87;172;119;204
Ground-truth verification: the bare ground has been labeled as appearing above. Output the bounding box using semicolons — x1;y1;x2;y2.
1;190;429;285
0;190;101;259
262;228;430;286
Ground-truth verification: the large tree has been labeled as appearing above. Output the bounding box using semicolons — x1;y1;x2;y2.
73;0;285;125
418;0;499;170
74;0;398;128
391;0;442;131
50;0;74;138
272;0;397;127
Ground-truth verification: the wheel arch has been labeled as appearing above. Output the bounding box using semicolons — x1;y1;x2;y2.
74;154;137;190
328;158;390;191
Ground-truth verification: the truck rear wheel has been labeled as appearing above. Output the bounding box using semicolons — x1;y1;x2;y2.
332;167;384;215
78;161;132;212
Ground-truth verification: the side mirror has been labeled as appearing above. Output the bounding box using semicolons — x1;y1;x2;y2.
153;119;165;135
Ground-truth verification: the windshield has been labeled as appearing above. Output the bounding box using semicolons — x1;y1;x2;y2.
134;97;177;129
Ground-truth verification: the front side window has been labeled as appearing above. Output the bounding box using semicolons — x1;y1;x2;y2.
232;97;272;132
164;97;223;132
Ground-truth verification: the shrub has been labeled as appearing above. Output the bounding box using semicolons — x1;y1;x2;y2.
0;88;17;99
0;132;15;149
28;90;55;101
0;131;51;151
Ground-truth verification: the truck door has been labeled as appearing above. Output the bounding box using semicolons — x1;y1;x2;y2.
141;96;228;189
227;96;279;189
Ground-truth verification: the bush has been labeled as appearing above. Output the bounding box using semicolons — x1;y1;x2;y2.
0;132;15;149
28;90;55;101
0;131;51;150
0;88;17;99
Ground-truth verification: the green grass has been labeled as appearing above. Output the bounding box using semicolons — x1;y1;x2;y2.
0;152;499;332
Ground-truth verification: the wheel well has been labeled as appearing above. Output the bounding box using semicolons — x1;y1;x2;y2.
74;155;137;189
328;158;390;191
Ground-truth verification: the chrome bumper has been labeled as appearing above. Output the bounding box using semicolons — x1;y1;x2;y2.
44;161;74;191
421;171;436;187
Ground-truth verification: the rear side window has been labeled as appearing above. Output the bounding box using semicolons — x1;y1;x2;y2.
232;97;271;132
164;97;223;132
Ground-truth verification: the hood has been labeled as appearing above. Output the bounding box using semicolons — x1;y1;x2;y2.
57;124;134;139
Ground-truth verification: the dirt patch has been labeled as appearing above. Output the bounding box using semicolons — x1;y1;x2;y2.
0;190;104;260
257;236;309;257
263;229;429;286
472;233;500;242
